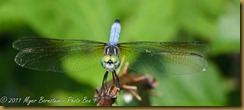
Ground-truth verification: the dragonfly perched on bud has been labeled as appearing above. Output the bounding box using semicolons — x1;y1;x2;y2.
13;19;209;91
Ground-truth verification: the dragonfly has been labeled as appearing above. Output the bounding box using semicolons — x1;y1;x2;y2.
13;19;209;91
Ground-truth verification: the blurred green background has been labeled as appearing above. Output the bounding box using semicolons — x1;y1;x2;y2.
0;0;240;106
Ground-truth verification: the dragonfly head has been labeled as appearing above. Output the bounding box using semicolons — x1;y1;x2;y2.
101;55;120;72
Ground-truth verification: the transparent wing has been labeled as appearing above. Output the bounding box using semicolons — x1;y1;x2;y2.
13;37;106;73
118;41;209;75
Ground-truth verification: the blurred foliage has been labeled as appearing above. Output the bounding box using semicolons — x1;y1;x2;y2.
0;0;240;106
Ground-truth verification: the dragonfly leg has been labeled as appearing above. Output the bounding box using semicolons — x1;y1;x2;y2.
101;71;109;92
112;70;120;87
112;71;116;86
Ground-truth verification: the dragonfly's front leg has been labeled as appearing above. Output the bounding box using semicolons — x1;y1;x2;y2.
101;71;109;92
112;70;120;87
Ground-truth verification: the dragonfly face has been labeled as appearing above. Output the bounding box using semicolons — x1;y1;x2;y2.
101;45;120;72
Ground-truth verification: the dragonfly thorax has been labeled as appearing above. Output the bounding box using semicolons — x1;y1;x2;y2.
101;46;120;72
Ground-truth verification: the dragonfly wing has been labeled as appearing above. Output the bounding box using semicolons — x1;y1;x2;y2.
118;41;209;75
13;37;106;73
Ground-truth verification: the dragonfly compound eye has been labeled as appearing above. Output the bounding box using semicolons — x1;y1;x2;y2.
110;56;118;63
102;55;111;63
111;55;120;69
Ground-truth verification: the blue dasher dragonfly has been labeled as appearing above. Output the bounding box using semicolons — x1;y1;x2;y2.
13;19;209;90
